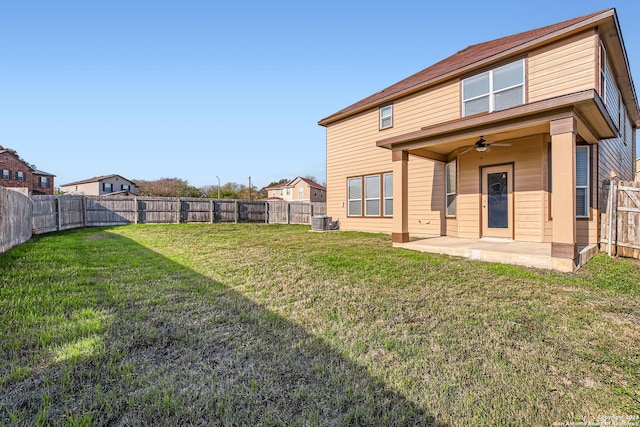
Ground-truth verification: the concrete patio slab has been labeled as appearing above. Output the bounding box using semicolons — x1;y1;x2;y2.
394;236;598;272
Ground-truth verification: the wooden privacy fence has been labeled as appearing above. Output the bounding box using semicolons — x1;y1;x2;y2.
601;181;640;259
0;187;33;253
31;195;327;234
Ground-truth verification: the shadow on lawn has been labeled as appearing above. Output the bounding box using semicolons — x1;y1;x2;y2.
2;230;445;426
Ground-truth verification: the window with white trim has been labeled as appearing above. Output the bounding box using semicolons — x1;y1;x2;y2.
16;171;25;181
2;169;9;180
445;160;456;217
103;182;113;192
39;176;50;188
383;173;393;217
576;146;589;218
298;187;304;196
379;105;393;129
462;59;524;116
347;177;362;216
121;184;130;191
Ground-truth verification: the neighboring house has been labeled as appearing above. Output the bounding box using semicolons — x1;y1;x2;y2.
264;181;290;200
61;174;140;196
264;177;326;201
0;147;55;196
318;9;637;271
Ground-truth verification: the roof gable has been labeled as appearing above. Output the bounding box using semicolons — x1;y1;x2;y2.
288;176;326;190
319;9;616;126
62;174;137;187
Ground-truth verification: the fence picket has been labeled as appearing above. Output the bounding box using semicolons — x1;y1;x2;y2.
26;195;326;235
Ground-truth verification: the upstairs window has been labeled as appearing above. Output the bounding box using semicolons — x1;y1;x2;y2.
2;169;9;180
298;187;304;196
16;171;25;181
462;59;524;116
121;184;130;191
39;176;50;188
379;104;393;129
600;42;607;102
103;182;113;192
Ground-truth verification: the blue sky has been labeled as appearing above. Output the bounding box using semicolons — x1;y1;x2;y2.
1;0;639;189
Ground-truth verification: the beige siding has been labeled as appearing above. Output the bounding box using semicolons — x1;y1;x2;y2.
528;31;597;103
457;135;547;241
62;182;99;195
326;81;459;235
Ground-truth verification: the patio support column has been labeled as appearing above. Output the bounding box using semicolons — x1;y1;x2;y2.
550;117;577;259
392;150;409;243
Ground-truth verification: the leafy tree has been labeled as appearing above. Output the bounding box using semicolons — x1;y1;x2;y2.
136;177;202;197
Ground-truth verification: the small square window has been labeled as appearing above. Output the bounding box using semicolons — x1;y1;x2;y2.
379;105;393;129
39;177;50;188
103;182;113;192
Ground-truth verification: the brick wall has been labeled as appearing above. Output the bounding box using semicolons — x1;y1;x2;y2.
0;151;54;195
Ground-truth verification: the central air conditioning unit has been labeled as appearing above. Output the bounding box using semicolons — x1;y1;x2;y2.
311;215;331;231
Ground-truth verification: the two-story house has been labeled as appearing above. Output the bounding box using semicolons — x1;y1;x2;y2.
318;9;637;272
264;177;326;202
0;147;55;196
61;174;140;196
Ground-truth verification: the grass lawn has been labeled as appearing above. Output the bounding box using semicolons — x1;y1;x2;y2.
1;224;639;426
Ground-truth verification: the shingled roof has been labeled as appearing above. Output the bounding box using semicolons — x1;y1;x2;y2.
318;9;613;126
61;174;137;187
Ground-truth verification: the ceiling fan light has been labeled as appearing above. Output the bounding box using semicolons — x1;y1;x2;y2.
476;145;488;152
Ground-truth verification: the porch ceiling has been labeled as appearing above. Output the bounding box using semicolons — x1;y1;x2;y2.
377;90;616;162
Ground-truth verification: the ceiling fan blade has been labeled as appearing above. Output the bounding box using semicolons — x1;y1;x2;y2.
458;147;474;155
489;143;511;147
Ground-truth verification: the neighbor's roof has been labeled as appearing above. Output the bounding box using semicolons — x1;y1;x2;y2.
32;169;55;176
318;9;616;126
264;182;290;190
61;174;138;187
264;176;326;190
290;176;325;190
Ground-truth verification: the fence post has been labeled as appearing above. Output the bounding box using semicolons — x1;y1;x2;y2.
607;183;614;256
234;201;239;223
210;199;214;224
265;202;269;223
82;196;87;227
134;197;139;224
309;202;314;224
56;196;62;231
176;197;181;224
286;202;291;224
612;182;618;256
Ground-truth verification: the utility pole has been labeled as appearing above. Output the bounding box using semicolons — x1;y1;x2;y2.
216;176;220;199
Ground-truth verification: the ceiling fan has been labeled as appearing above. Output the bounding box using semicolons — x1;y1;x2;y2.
458;136;511;155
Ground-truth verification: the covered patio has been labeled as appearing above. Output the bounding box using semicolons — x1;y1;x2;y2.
395;236;599;272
